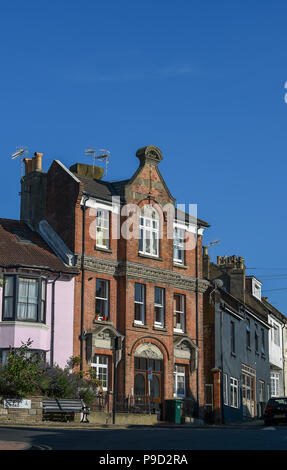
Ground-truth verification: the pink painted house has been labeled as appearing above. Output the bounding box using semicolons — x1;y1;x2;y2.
0;219;78;368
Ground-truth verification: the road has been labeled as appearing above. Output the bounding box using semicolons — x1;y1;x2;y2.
1;425;287;450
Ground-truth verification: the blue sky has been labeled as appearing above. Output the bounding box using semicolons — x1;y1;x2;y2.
1;0;287;312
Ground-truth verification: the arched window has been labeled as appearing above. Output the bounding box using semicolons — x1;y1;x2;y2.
139;205;159;257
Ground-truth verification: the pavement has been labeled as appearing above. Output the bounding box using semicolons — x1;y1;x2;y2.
0;440;32;450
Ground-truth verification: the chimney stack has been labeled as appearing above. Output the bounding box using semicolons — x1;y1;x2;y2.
20;152;47;230
216;255;246;302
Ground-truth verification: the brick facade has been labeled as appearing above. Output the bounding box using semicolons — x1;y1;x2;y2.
43;145;209;417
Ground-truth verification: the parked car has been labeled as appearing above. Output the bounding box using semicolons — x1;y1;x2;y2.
263;397;287;426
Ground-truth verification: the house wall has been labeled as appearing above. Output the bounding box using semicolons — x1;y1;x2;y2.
44;148;208;416
214;304;270;423
268;315;283;370
0;277;75;369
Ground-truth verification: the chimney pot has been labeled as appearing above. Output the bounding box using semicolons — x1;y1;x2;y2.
34;152;43;171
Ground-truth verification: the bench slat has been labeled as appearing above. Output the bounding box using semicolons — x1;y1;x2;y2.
43;399;86;413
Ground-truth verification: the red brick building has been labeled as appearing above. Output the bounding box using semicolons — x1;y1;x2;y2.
20;146;209;417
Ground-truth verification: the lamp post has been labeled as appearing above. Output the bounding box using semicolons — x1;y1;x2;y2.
112;336;122;424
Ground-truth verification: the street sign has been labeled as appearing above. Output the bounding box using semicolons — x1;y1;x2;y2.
148;366;152;381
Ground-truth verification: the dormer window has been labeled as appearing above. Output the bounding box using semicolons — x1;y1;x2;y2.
251;277;262;300
139;205;159;257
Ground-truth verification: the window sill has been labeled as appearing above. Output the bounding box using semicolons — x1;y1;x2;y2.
94;245;113;254
0;321;48;329
173;329;187;336
153;325;168;332
173;263;188;269
247;347;252;352
231;352;236;358
133;321;149;329
138;252;163;261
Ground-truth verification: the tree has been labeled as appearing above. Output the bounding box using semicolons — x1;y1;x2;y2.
0;339;43;397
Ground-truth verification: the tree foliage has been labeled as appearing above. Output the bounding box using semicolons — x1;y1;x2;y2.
0;341;99;407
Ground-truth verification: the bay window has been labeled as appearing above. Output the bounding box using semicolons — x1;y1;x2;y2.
2;276;46;323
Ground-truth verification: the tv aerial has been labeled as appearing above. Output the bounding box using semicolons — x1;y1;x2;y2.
11;146;28;178
207;239;220;261
85;148;110;177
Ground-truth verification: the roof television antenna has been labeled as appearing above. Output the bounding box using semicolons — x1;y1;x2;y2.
207;239;220;261
11;146;28;178
85;148;110;177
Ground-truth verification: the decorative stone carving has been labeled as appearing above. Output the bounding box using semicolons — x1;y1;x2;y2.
75;256;210;293
174;337;198;372
134;342;163;359
75;255;118;276
85;324;124;364
136;146;163;166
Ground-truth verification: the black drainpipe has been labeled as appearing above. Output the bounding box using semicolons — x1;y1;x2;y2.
80;195;90;371
50;272;62;366
195;225;199;418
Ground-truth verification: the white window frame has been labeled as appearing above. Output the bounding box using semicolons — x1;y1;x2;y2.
173;227;185;265
95;279;109;320
96;209;109;249
270;372;280;397
271;321;280;347
139;205;159;257
91;355;109;391
154;287;165;327
230;377;239;408
173;364;186;397
134;283;145;325
173;294;185;333
259;380;265;403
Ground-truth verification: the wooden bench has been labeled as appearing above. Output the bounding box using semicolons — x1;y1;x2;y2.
42;399;90;423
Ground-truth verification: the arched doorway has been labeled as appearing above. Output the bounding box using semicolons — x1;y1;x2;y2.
134;343;164;412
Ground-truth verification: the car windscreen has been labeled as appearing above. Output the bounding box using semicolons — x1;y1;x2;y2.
268;398;287;407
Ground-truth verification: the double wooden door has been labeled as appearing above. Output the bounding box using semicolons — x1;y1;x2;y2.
134;357;163;404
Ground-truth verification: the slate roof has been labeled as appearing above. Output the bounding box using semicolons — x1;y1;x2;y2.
0;219;78;274
73;173;209;227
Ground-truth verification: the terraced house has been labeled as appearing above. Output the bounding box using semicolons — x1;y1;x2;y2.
19;146;209;418
0;218;78;368
202;250;284;423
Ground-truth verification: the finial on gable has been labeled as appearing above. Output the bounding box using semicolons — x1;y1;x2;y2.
136;145;163;166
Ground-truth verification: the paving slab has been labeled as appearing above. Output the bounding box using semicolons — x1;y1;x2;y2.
0;441;31;450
